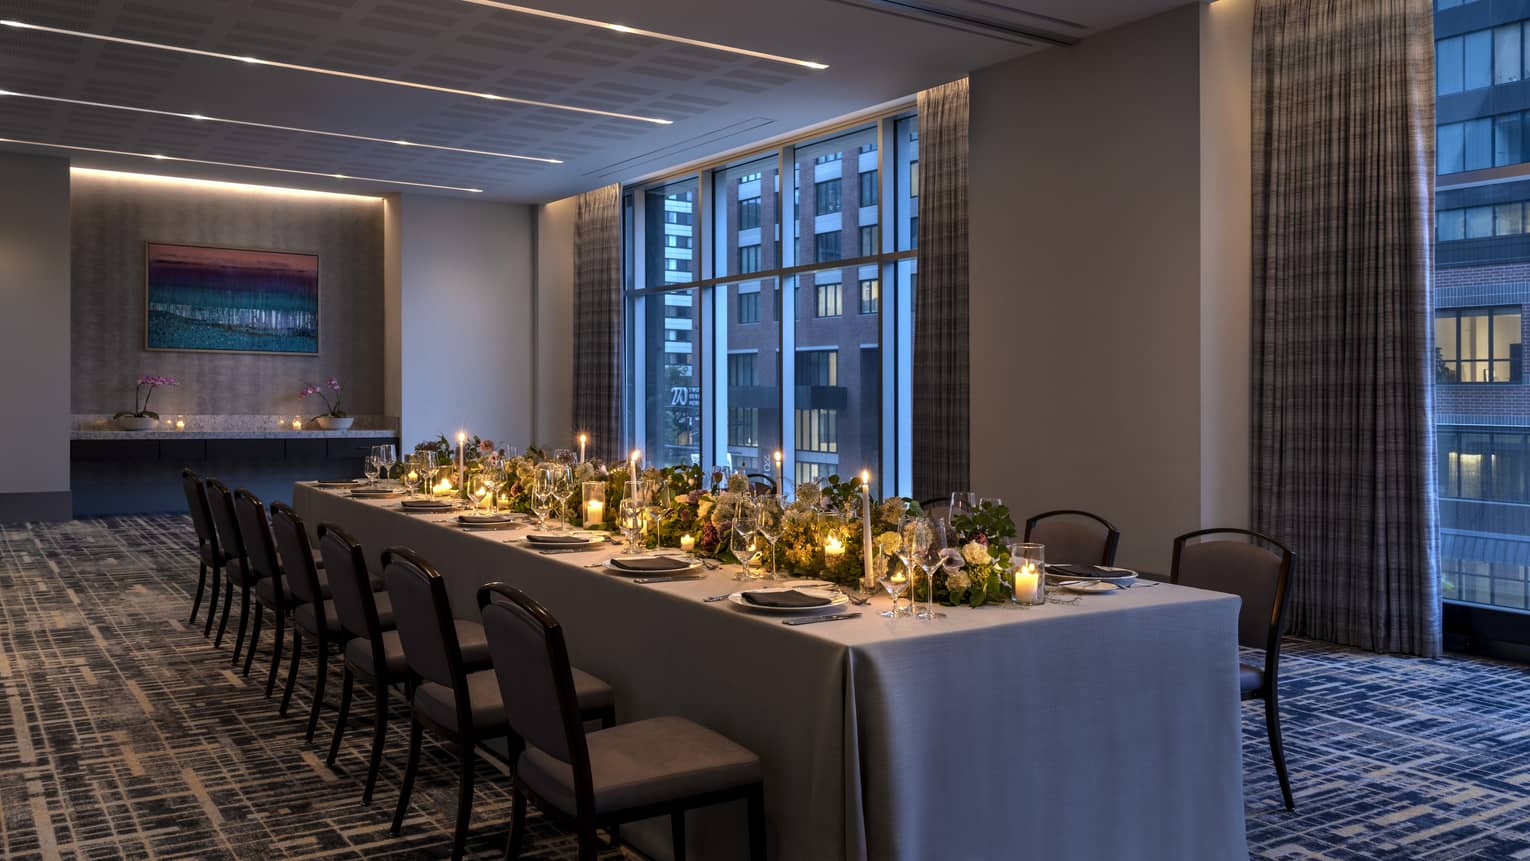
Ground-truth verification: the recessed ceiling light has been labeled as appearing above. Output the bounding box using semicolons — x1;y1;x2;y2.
0;137;484;193
459;1;830;70
0;19;673;125
0;89;564;164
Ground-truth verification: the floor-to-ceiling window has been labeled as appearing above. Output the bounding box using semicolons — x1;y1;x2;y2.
1436;0;1530;611
623;111;918;495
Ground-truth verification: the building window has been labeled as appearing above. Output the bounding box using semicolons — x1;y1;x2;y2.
814;230;841;262
814;152;842;164
1435;307;1522;383
796;461;832;485
815;282;842;318
859;224;879;255
860;278;880;315
815;178;842;215
729;408;759;447
797;349;838;386
737;291;759;324
796;409;839;453
728;352;757;386
738;244;761;274
859;170;878;207
738;197;761;230
909;162;919;197
910;216;918;249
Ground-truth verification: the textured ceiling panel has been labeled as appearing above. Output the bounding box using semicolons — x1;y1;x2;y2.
0;0;1186;201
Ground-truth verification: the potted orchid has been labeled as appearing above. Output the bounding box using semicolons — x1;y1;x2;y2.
113;375;179;430
301;377;352;429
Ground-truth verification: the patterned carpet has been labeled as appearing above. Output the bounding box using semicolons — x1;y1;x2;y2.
1;516;1528;860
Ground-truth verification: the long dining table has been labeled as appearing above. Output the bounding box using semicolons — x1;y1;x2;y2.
293;482;1249;861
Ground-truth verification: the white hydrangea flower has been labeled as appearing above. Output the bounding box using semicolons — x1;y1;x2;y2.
962;541;991;566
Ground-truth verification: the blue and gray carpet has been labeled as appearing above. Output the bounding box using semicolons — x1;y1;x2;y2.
1;515;1528;859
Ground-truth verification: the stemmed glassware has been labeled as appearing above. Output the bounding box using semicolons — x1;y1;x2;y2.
375;444;397;484
651;482;675;548
949;491;977;522
732;499;762;581
416;451;438;496
532;465;559;528
755;494;784;579
363;453;381;486
559;467;581;527
618;497;645;549
476;462;505;512
896;514;935;617
879;553;911;618
916;518;951;620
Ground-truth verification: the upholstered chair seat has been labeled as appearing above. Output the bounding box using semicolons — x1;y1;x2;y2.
344;622;490;678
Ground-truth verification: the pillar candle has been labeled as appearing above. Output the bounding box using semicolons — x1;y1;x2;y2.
457;431;466;489
861;470;875;592
578;433;587;463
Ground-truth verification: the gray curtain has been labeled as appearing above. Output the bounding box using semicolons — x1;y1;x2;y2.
572;183;622;463
913;77;971;500
1251;0;1439;656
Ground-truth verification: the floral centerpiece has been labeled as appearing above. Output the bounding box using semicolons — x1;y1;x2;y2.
113;375;179;429
301;377;351;429
933;500;1018;607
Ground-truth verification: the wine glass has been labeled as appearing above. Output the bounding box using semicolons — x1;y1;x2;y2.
949;491;977;524
755;494;784;579
651;482;676;548
376;444;397;484
476;462;505;512
897;515;934;614
363;454;380;486
402;454;423;496
879;558;910;618
416;450;438;494
915;518;949;619
559;467;581;527
532;466;558;529
618;497;645;549
732;499;762;581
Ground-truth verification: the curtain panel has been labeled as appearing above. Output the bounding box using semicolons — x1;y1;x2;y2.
572;183;622;463
1251;0;1439;655
913;77;972;501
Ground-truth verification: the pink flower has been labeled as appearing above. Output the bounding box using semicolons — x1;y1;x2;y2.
328;377;341;392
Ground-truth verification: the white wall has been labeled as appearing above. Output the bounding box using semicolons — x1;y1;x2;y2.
969;2;1251;572
0;153;71;520
535;195;577;447
395;195;535;450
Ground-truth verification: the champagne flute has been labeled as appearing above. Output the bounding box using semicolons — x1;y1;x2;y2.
755;495;784;579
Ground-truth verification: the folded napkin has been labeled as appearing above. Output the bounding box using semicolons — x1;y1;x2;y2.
609;556;692;572
742;589;832;608
350;488;397;496
401;499;454;509
526;533;594;545
317;479;361;487
1047;564;1134;579
459;513;516;524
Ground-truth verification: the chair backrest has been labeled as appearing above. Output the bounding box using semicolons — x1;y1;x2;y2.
318;523;386;646
478;583;593;808
270;503;324;613
745;473;777;497
1024;509;1121;566
1170;528;1293;654
918;497;952;522
383;547;467;692
205;479;247;576
181;469;220;561
233;488;281;591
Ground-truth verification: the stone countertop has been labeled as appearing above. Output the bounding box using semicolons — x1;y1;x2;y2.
71;429;400;441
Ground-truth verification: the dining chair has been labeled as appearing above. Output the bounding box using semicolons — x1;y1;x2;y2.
234;488;297;701
271;503;362;742
744;473;777;497
1024;509;1121;566
1171;527;1295;811
918;497;952;523
478;582;765;861
204;479;250;651
383;548;615;861
180;469;225;631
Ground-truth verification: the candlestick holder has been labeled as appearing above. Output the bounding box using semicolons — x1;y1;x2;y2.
1010;542;1046;606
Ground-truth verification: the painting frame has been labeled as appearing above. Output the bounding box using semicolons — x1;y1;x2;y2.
143;241;321;356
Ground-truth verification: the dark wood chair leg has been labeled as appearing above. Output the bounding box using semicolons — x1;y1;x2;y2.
230;587;252;667
671;809;686;861
327;665;354;767
362;676;388;804
242;607;262;677
203;564;221;638
305;634;329;742
503;780;526;861
1265;693;1294;811
746;783;766;861
451;744;476;861
391;715;424;835
213;579;234;647
280;627;303;717
189;561;207;625
265;611;285;698
577;823;600;861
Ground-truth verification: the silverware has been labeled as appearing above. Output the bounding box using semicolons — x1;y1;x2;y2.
634;574;706;584
537;547;600;555
703;593;733;603
783;612;861;626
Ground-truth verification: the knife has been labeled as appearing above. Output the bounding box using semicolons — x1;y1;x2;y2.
783;612;861;626
633;574;706;584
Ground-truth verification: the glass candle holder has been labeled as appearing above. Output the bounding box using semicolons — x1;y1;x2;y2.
583;481;606;527
1010;542;1046;605
819;512;849;564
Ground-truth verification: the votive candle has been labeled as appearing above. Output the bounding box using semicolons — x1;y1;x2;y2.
680;534;696;551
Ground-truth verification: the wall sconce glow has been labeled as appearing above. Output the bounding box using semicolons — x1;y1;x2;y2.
0;19;672;125
0;90;563;163
459;1;829;70
3;138;483;193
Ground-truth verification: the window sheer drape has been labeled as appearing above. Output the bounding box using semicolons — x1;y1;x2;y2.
572;183;622;463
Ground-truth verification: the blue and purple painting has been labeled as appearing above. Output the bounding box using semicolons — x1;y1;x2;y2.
146;243;319;354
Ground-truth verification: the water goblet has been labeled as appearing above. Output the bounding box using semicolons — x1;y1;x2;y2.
618;497;645;549
363;454;380;486
879;559;911;618
755;494;785;579
376;444;397;484
732;501;763;581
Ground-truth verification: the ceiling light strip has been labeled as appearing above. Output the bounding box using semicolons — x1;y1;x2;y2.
460;0;829;70
0;137;484;192
71;167;382;200
0;19;672;125
0;89;562;163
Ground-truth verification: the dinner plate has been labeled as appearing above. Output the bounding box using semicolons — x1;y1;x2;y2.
400;499;456;511
316;479;364;488
458;519;523;531
522;532;608;548
1044;564;1137;586
602;555;704;576
350;488;402;497
1057;580;1126;595
727;587;848;614
458;512;521;524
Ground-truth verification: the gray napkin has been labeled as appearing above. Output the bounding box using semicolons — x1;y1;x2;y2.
742;589;832;608
526;533;593;545
609;556;692;572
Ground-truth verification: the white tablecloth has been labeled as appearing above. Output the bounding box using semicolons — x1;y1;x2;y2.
294;484;1248;861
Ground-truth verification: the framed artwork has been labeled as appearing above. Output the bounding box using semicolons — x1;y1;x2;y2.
144;242;319;355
